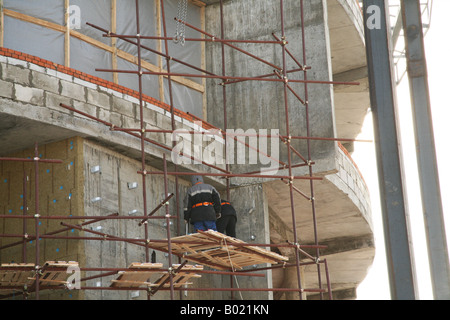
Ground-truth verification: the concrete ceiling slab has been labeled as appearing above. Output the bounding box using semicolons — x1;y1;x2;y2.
0;112;79;157
328;0;370;141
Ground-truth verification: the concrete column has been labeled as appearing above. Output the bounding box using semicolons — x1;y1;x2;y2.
205;0;337;176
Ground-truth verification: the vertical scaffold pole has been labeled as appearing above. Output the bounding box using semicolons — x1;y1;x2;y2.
33;143;41;300
280;0;303;300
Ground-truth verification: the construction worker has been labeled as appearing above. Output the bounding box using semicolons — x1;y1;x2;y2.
216;200;237;238
184;175;221;232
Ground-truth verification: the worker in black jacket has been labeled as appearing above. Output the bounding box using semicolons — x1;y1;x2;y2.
217;200;237;238
184;175;221;232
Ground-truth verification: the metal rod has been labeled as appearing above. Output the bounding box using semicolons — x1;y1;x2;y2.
219;0;231;202
278;0;304;300
281;178;311;201
162;153;175;299
74;266;266;278
114;126;289;168
241;162;311;176
279;134;309;164
22;170;28;263
138;170;323;181
33;143;40;300
139;193;175;226
0;232;325;249
300;0;323;299
86;22;217;76
222;67;307;86
0;157;63;164
274;69;306;105
110;127;372;143
159;1;184;300
324;258;333;300
0;214;175;221
150;260;187;296
95;68;360;86
0;214;119;251
76;286;325;293
132;0;151;266
272;32;306;71
58;103;230;174
103;33;285;45
175;18;283;71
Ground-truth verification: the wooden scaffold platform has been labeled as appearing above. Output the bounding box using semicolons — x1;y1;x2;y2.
0;261;79;295
147;230;289;271
110;262;203;290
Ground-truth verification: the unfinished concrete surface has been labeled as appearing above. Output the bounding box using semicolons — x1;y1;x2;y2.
0;0;373;300
328;0;370;152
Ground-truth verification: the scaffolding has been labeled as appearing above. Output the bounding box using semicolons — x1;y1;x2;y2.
0;0;362;300
389;0;433;84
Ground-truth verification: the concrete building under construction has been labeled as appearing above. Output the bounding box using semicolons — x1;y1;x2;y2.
0;0;375;300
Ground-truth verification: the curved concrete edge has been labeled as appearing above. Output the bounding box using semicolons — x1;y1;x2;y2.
267;143;375;299
326;143;373;232
328;0;366;74
0;51;228;188
328;0;371;144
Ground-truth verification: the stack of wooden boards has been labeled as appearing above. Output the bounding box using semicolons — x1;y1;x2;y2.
110;262;203;289
0;261;79;295
147;230;289;270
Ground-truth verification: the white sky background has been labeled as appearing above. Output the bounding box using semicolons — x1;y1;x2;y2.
354;0;450;300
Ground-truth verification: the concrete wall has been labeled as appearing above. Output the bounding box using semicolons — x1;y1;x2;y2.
81;139;192;300
204;0;337;176
81;140;272;300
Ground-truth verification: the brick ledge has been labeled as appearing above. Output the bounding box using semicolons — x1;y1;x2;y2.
0;47;214;130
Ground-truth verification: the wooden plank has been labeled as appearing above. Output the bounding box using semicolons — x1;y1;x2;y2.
155;0;164;103
3;9;65;32
111;279;152;287
64;0;70;67
0;0;4;47
45;261;79;268
190;0;206;7
111;0;118;84
200;5;207;120
128;262;163;269
27;277;68;285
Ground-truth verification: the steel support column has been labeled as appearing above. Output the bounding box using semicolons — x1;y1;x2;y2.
363;0;417;299
401;0;450;300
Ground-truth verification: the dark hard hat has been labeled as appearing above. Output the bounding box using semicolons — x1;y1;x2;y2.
191;175;204;185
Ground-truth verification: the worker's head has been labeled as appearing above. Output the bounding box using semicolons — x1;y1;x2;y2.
191;175;203;185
